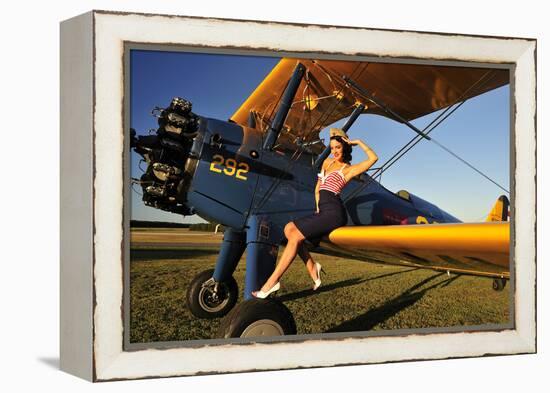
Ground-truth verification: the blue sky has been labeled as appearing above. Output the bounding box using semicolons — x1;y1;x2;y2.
130;50;509;223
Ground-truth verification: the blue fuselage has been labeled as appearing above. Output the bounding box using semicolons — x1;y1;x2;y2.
183;118;460;244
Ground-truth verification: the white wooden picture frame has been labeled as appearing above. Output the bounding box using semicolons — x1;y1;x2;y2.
60;10;536;381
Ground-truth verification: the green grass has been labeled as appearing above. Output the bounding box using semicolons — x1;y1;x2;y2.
129;246;510;343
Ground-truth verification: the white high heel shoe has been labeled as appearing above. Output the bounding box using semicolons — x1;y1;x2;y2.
252;282;280;299
313;262;325;291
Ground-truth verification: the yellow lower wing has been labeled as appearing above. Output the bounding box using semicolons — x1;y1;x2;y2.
324;222;510;278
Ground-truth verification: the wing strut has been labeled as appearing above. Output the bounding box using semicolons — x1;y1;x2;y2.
263;63;306;150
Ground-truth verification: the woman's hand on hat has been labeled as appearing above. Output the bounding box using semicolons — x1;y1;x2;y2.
342;136;360;146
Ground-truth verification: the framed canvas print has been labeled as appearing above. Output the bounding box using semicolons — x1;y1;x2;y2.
60;10;536;381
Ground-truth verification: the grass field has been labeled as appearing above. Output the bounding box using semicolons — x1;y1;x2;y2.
129;229;510;343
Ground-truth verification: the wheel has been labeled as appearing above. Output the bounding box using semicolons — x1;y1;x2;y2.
186;269;238;319
216;298;297;338
492;278;507;291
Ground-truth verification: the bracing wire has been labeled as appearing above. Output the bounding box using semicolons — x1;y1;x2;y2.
344;69;509;202
430;138;509;193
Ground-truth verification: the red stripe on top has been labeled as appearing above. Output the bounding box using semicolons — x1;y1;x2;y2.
318;166;347;195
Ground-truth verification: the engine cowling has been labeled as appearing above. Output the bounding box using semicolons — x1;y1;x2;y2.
131;97;200;216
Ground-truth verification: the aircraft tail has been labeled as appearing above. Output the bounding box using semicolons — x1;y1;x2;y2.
485;195;510;222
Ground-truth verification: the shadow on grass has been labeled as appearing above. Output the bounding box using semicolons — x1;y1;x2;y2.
277;277;366;302
326;272;462;332
440;274;461;287
130;248;219;261
363;267;420;282
277;267;420;303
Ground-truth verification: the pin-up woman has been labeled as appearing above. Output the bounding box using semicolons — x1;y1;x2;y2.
253;128;378;298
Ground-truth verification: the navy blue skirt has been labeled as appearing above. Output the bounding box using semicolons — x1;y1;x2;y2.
294;190;347;243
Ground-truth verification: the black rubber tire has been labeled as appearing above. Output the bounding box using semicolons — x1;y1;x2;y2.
492;278;507;291
186;269;238;319
216;298;297;338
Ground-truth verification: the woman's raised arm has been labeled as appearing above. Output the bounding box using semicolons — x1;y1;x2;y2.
341;137;378;182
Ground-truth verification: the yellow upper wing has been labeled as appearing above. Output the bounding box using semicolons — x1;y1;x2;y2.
323;222;510;278
231;58;509;152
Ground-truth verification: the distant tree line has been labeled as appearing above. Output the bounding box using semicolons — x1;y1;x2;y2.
130;220;190;229
130;220;223;232
188;222;225;232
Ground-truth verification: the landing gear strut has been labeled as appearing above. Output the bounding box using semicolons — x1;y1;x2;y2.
492;278;507;291
186;269;238;319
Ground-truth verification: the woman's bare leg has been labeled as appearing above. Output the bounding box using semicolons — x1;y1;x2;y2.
257;222;305;293
297;244;319;281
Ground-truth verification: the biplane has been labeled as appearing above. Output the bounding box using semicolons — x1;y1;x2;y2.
131;57;510;338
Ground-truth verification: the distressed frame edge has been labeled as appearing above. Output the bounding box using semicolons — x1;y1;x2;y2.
59;11;95;381
89;11;536;381
512;40;537;353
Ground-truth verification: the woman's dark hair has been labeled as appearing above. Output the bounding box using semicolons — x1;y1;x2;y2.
330;136;352;164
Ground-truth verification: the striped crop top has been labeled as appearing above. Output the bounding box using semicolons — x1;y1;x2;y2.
318;162;348;195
